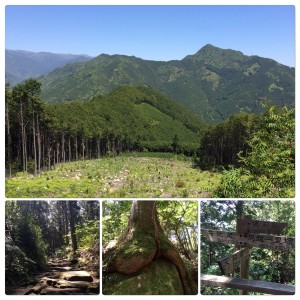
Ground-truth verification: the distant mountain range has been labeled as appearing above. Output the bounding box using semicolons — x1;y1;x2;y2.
5;49;92;85
6;45;295;123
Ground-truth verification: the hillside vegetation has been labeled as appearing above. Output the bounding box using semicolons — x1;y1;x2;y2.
5;153;221;198
38;44;295;123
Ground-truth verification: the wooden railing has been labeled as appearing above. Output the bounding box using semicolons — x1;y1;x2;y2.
201;274;295;295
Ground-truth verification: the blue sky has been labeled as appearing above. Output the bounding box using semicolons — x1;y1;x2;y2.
5;5;295;67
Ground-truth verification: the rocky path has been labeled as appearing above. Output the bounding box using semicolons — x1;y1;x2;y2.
8;259;99;295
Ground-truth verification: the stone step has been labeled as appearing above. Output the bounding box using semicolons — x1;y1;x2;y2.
40;287;85;295
24;284;48;295
61;271;94;282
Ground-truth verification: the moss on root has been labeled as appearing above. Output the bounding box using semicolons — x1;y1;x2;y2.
103;258;184;295
107;233;157;274
118;234;156;259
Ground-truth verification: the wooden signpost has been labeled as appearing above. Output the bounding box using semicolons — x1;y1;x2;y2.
201;215;295;295
217;247;252;276
236;217;287;234
202;229;295;251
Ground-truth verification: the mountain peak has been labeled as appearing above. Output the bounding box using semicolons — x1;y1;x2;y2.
183;44;245;65
199;43;218;51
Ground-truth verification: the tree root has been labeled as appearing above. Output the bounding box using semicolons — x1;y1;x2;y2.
161;243;197;295
110;241;156;275
104;201;197;295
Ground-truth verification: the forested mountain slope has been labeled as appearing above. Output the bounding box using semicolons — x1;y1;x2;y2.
48;85;205;153
37;44;295;123
5;49;92;85
6;81;205;176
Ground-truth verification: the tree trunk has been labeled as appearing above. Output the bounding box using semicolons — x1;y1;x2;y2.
5;99;12;177
36;115;41;173
56;142;60;165
32;111;37;175
68;136;71;162
61;133;65;164
62;201;69;246
20;100;27;173
96;136;101;159
81;137;85;160
47;142;51;171
105;201;197;295
68;201;78;258
75;135;78;161
88;139;92;159
236;201;244;219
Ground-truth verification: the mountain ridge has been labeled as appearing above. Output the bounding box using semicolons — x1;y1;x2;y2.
6;44;294;123
5;49;93;85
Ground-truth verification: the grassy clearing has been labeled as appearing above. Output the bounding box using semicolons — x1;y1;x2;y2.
6;152;221;198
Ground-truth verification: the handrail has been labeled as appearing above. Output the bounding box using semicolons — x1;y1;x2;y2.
201;274;295;295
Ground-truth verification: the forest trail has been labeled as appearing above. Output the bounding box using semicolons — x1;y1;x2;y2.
7;258;99;295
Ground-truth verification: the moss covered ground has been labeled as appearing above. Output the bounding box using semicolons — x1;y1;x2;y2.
6;152;221;198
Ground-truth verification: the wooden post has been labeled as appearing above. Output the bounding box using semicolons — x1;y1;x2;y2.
238;215;252;295
239;255;250;294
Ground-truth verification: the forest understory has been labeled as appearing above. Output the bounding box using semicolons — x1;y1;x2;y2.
5;201;100;295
